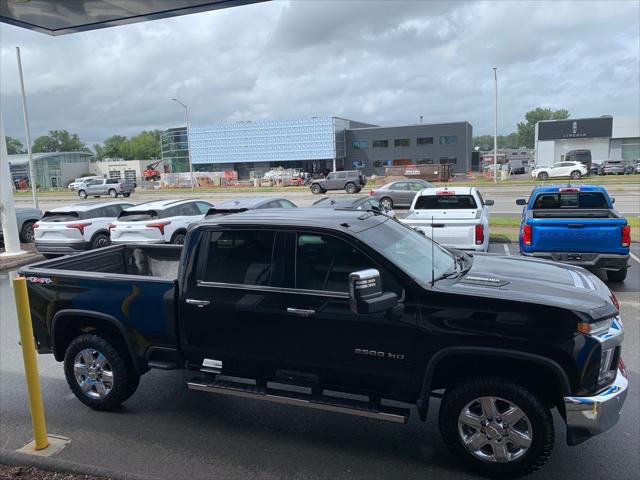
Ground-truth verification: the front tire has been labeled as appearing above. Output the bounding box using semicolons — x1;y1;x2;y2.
439;377;554;477
64;334;139;411
570;170;582;180
310;184;322;194
78;189;87;199
537;172;549;181
607;268;627;282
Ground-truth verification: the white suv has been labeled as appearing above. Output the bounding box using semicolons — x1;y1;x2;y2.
34;201;133;258
110;199;212;245
531;161;587;180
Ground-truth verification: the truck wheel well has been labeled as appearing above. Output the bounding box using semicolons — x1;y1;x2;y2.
429;354;566;409
52;314;139;372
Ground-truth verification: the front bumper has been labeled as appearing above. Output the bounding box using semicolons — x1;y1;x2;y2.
35;241;90;255
522;251;629;271
564;369;628;445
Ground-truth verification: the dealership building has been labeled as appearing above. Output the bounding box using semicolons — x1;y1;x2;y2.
161;116;473;179
8;151;93;189
535;116;640;167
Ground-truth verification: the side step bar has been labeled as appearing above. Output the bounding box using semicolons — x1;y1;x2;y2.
187;376;409;424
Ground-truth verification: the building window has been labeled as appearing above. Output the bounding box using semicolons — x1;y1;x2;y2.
439;136;457;145
373;140;389;148
374;160;392;168
439;157;457;164
416;158;433;165
394;138;411;147
352;141;368;150
417;137;433;145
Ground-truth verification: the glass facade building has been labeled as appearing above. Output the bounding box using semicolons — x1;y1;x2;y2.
8;152;93;189
160;127;190;173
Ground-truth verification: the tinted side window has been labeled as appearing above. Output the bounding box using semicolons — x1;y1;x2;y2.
103;205;124;217
278;200;296;208
337;172;348;179
295;233;373;292
202;230;276;285
181;203;200;216
409;182;424;191
107;179;119;184
195;201;212;214
390;182;408;191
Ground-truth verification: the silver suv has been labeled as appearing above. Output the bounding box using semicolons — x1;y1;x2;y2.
309;170;367;194
78;178;135;198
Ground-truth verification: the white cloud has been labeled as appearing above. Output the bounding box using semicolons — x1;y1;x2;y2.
0;0;638;148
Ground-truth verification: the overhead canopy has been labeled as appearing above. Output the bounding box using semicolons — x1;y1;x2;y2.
0;0;267;36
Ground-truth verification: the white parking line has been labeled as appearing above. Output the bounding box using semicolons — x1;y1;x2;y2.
502;244;510;255
630;252;640;264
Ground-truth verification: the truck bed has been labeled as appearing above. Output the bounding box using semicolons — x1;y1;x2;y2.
25;244;182;279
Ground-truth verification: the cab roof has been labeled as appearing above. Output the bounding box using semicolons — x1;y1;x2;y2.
125;198;207;211
213;197;288;209
531;184;609;194
196;208;389;234
46;201;132;212
417;186;475;195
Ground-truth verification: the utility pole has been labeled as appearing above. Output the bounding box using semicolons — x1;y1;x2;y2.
171;98;195;190
0;113;26;256
493;67;498;183
16;47;38;209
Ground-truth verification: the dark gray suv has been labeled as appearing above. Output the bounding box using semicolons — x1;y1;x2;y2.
310;170;367;194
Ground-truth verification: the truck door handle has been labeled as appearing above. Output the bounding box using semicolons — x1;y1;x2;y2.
287;308;316;317
186;298;210;307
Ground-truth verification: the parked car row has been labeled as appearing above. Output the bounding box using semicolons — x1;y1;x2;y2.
591;159;639;176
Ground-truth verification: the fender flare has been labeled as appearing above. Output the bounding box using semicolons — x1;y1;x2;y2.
51;309;145;373
416;346;572;421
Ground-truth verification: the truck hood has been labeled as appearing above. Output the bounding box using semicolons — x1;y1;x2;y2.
441;253;617;320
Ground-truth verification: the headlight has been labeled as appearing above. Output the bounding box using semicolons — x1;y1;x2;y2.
598;348;616;385
577;318;612;336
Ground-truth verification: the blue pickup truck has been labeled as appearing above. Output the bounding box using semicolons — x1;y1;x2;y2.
517;185;630;282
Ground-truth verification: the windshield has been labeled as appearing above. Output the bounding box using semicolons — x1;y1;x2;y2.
359;218;455;287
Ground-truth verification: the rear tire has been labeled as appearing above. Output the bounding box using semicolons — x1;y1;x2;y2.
537;172;549;181
607;268;627;282
108;189;118;198
380;197;393;210
20;221;36;243
439;377;554;478
90;233;111;250
123;192;131;198
570;170;581;180
345;182;357;194
78;189;87;199
64;334;139;411
171;231;186;245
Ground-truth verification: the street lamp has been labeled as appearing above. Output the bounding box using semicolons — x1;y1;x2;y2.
492;67;498;183
170;98;195;190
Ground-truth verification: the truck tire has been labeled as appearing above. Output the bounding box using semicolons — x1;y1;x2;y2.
64;334;139;411
570;170;582;180
537;172;549;181
108;189;118;198
20;220;36;243
123;192;131;198
345;182;357;194
439;377;553;477
607;268;627;282
78;189;87;199
310;184;322;194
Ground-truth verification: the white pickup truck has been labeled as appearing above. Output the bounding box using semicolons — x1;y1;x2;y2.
400;186;493;252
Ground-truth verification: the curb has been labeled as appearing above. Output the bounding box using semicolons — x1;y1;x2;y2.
0;448;157;480
0;253;43;272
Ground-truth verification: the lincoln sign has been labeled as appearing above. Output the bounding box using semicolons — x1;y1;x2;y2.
537;117;613;141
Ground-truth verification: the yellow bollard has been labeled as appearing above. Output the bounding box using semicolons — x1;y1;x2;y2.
13;276;49;450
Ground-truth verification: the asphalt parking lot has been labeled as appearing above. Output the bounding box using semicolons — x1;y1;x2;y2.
0;244;638;480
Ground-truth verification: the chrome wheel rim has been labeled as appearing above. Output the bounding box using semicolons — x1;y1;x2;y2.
458;396;532;463
381;199;392;209
73;349;114;399
24;224;34;242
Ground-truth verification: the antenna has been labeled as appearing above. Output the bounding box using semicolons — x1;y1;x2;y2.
431;215;435;287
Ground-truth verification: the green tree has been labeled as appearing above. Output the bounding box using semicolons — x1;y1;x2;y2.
473;132;520;151
5;136;25;154
95;130;161;160
517;108;570;148
101;135;128;159
32;129;88;153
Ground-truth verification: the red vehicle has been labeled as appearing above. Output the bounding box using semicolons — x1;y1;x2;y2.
143;160;164;181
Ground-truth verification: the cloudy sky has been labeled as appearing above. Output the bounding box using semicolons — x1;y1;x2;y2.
1;0;638;148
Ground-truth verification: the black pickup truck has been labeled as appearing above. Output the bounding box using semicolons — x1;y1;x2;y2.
20;208;628;477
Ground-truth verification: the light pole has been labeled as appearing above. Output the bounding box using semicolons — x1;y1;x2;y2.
16;46;38;209
170;98;195;190
492;67;498;183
